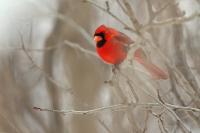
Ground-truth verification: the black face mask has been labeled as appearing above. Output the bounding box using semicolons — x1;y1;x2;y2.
94;32;106;48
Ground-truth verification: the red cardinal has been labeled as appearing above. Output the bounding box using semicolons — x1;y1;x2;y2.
94;25;168;79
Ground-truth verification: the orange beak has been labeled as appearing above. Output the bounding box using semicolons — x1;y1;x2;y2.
94;36;102;42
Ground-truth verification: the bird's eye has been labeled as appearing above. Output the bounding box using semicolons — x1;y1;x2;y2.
94;36;102;42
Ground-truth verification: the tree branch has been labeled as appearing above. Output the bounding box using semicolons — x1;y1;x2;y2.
142;12;200;31
83;0;136;33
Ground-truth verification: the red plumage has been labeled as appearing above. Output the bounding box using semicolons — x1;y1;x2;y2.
94;25;168;80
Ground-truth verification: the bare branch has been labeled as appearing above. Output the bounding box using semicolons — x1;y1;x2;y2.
165;103;200;113
105;1;110;12
127;80;139;103
158;116;169;133
150;110;169;133
0;44;65;52
28;0;94;46
142;110;150;133
19;34;71;92
142;12;200;31
146;0;177;24
146;0;154;23
116;0;128;15
122;0;141;31
63;40;98;57
33;101;200;117
53;13;94;45
83;0;136;33
96;116;113;133
33;104;128;115
131;78;192;133
154;1;177;17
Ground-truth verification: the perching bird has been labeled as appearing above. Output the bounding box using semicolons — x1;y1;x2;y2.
94;25;168;79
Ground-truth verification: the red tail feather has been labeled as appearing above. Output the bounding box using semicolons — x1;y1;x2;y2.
134;48;168;80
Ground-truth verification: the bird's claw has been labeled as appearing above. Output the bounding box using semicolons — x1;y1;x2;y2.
112;64;120;74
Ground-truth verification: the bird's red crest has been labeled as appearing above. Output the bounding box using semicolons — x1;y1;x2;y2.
94;25;107;35
94;25;119;41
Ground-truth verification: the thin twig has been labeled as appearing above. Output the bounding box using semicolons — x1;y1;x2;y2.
33;104;128;115
146;0;177;24
116;0;128;15
130;76;192;132
105;1;110;12
159;117;169;133
96;116;113;133
142;12;200;31
150;111;169;133
143;110;150;133
33;101;200;116
28;0;94;45
127;80;139;103
83;0;136;33
154;0;177;17
19;34;70;91
0;44;66;52
54;13;94;45
63;40;98;57
122;0;141;31
146;0;154;23
165;103;200;112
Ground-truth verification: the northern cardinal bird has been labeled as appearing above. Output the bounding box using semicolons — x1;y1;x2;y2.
94;25;168;79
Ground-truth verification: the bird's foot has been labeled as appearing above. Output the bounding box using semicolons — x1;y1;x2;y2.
112;64;120;74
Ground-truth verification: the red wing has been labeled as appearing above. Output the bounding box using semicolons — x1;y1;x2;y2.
108;37;129;53
134;48;168;80
114;32;134;45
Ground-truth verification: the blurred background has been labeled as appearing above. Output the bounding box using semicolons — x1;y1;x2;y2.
0;0;199;133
